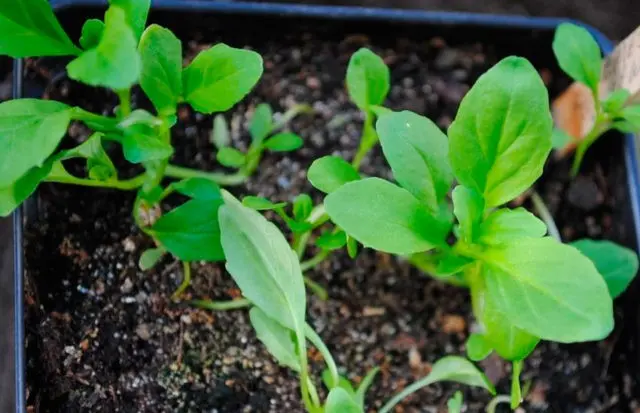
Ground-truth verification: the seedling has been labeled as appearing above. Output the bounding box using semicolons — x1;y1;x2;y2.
309;55;639;408
0;0;308;296
552;22;640;175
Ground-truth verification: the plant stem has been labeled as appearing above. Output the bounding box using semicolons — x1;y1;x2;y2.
45;172;146;190
305;324;340;388
306;376;321;408
571;114;611;177
274;103;314;130
296;324;322;413
530;190;561;242
303;276;328;301
191;298;252;311
485;395;511;413
165;164;248;186
300;250;330;272
117;89;132;118
172;261;191;299
351;111;376;170
511;360;523;409
70;107;119;131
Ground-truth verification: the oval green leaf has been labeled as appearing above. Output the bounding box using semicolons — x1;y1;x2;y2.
552;22;602;92
477;207;547;246
216;147;246;168
346;48;390;110
263;132;303;152
242;196;287;211
79;19;104;50
249;307;301;372
325;388;362;413
308;155;361;194
249;103;273;143
138;247;165;270
172;178;222;201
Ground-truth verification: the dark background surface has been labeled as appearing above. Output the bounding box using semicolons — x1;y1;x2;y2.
0;0;638;411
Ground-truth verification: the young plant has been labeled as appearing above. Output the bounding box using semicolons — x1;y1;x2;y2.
309;55;639;408
212;102;312;181
0;0;304;295
552;22;640;175
217;190;497;412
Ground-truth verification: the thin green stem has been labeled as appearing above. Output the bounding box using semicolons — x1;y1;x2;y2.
70;107;119;131
274;103;314;130
530;190;561;242
511;360;524;409
165;164;248;186
300;250;330;272
351;111;376;170
191;298;252;311
45;172;146;190
571;114;611;176
117;88;132;118
485;395;511;413
303;276;328;301
306;376;321;408
172;261;192;299
305;324;340;388
296;324;322;413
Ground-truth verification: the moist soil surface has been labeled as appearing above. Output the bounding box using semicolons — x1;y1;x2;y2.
23;13;640;413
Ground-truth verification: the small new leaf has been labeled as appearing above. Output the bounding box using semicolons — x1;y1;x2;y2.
452;185;484;244
183;43;263;114
571;239;639;299
477;207;547;246
249;103;273;143
242;196;287;211
211;115;231;149
79;19;104;50
139;247;165;270
465;333;493;362
263;133;303;152
121;129;173;163
346;48;390;111
293;194;313;221
552;22;602;93
109;0;150;41
249;307;301;372
216;147;246;168
602;89;631;115
325;388;362;413
308;155;361;194
447;391;463;413
316;230;347;251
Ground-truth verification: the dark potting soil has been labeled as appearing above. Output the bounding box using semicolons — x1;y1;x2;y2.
22;13;640;413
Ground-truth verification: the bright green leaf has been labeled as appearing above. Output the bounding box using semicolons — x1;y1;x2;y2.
452;185;484;244
377;110;453;213
242;196;287;211
249;307;301;372
447;391;463;413
79;19;104;50
212;114;230;149
172;178;222;200
618;105;640;131
552;22;602;92
354;367;380;408
466;333;493;362
0;158;54;217
0;0;81;57
109;0;150;41
138;247;165;270
121;130;173;163
571;239;639;299
183;43;263;114
435;251;474;277
150;199;225;261
325;388;362;413
249;103;273;143
216;147;246;168
602;89;631;114
66;133;116;181
346;48;390;110
316;230;347;251
308;155;361;194
551;127;572;150
263;132;303;152
477;207;547;246
347;236;358;259
481;237;613;343
293;194;313;221
379;356;495;413
324;178;448;255
219;192;306;330
67;6;141;90
448;56;553;207
0;99;71;187
322;369;355;395
139;24;182;116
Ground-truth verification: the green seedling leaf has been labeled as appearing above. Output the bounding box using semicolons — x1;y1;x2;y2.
219;192;306;331
249;307;301;372
325;178;448;255
447;391;463;413
0;0;81;57
250;103;273;143
571;239;639;299
347;235;358;259
79;19;104;50
138;247;165;270
371;105;392;117
150;199;225;261
618;105;640;131
263;133;303;152
308;155;361;194
322;369;356;395
216;147;246;168
121;130;174;163
109;0;150;41
552;22;602;92
435;251;474;277
380;356;495;413
119;108;161;128
0;158;56;217
0;99;71;187
282;215;314;234
212;115;230;149
172;178;222;200
68;133;116;181
466;333;493;362
346;48;390;110
139;24;182;116
293;194;313;221
602;89;631;114
183;43;263;114
316;230;347;251
377;110;453;214
448;56;553;208
477;207;547;246
354;367;380;408
242;196;287;211
67;5;141;89
481;237;613;343
452;185;484;244
325;388;362;413
551;127;572;150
